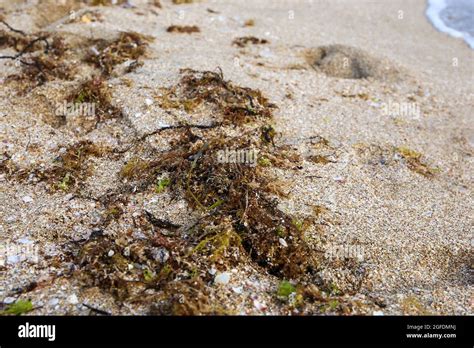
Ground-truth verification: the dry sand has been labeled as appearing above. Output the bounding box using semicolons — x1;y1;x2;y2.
0;0;472;315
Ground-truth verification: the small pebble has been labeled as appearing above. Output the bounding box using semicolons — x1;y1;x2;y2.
151;248;169;263
22;196;33;203
17;237;33;245
67;294;79;305
7;255;20;265
5;216;16;223
333;175;345;182
232;286;243;294
4;296;16;304
279;238;288;248
107;250;115;257
214;272;231;285
253;299;267;311
145;98;153;106
48;298;59;306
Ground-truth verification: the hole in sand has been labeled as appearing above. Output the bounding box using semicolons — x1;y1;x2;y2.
306;44;400;80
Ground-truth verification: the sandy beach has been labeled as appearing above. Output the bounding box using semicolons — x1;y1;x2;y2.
0;0;472;316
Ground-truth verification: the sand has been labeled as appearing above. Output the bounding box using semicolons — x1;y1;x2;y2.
0;0;472;315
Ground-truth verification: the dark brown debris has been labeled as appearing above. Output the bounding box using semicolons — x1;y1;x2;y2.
167;25;200;34
85;31;154;76
232;36;269;48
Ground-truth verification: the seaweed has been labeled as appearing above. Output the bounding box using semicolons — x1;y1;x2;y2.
66;76;123;129
48;141;106;192
156;69;275;124
155;177;171;193
18;37;72;85
0;300;33;315
0;21;73;88
90;0;127;5
167;25;200;34
74;226;179;301
85;32;153;76
128;70;318;279
354;143;437;178
75;70;323;314
120;157;150;179
401;296;430;315
232;36;269;48
396;146;437;178
277;280;296;298
244;19;255;27
172;0;195;4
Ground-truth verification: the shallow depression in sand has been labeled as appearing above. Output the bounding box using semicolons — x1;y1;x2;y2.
306;44;401;80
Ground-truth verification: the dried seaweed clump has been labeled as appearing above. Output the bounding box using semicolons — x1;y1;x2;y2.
85;31;154;76
172;0;195;4
232;36;269;48
133;70;317;278
74;207;188;303
354;143;437;178
75;235;168;300
66;76;123;129
115;126;317;311
89;0;127;5
0;28;43;52
155;135;316;281
167;25;200;34
396;146;437;178
47;141;107;192
2;31;73;89
157;68;275;124
20;36;71;81
75;70;322;314
0;141;106;193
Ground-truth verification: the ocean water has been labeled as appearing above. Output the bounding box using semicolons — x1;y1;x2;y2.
426;0;474;48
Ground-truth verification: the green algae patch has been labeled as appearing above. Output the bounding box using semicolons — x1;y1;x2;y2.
0;300;33;315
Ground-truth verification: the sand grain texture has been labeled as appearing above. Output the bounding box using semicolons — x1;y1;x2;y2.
0;0;472;315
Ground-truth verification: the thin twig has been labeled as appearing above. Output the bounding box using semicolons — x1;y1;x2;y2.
82;303;111;316
139;122;221;142
0;20;27;36
0;36;50;61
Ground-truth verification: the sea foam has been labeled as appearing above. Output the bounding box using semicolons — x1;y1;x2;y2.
426;0;474;48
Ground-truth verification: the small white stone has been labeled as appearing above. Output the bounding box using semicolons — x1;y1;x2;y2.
48;298;59;306
4;296;16;304
17;238;33;245
232;286;243;294
145;98;153;106
333;175;345;182
151;248;169;263
7;255;20;264
253;299;266;311
5;216;16;223
214;272;231;285
208;267;217;275
67;294;79;305
107;250;115;257
373;310;384;316
22;196;33;203
279;238;288;248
